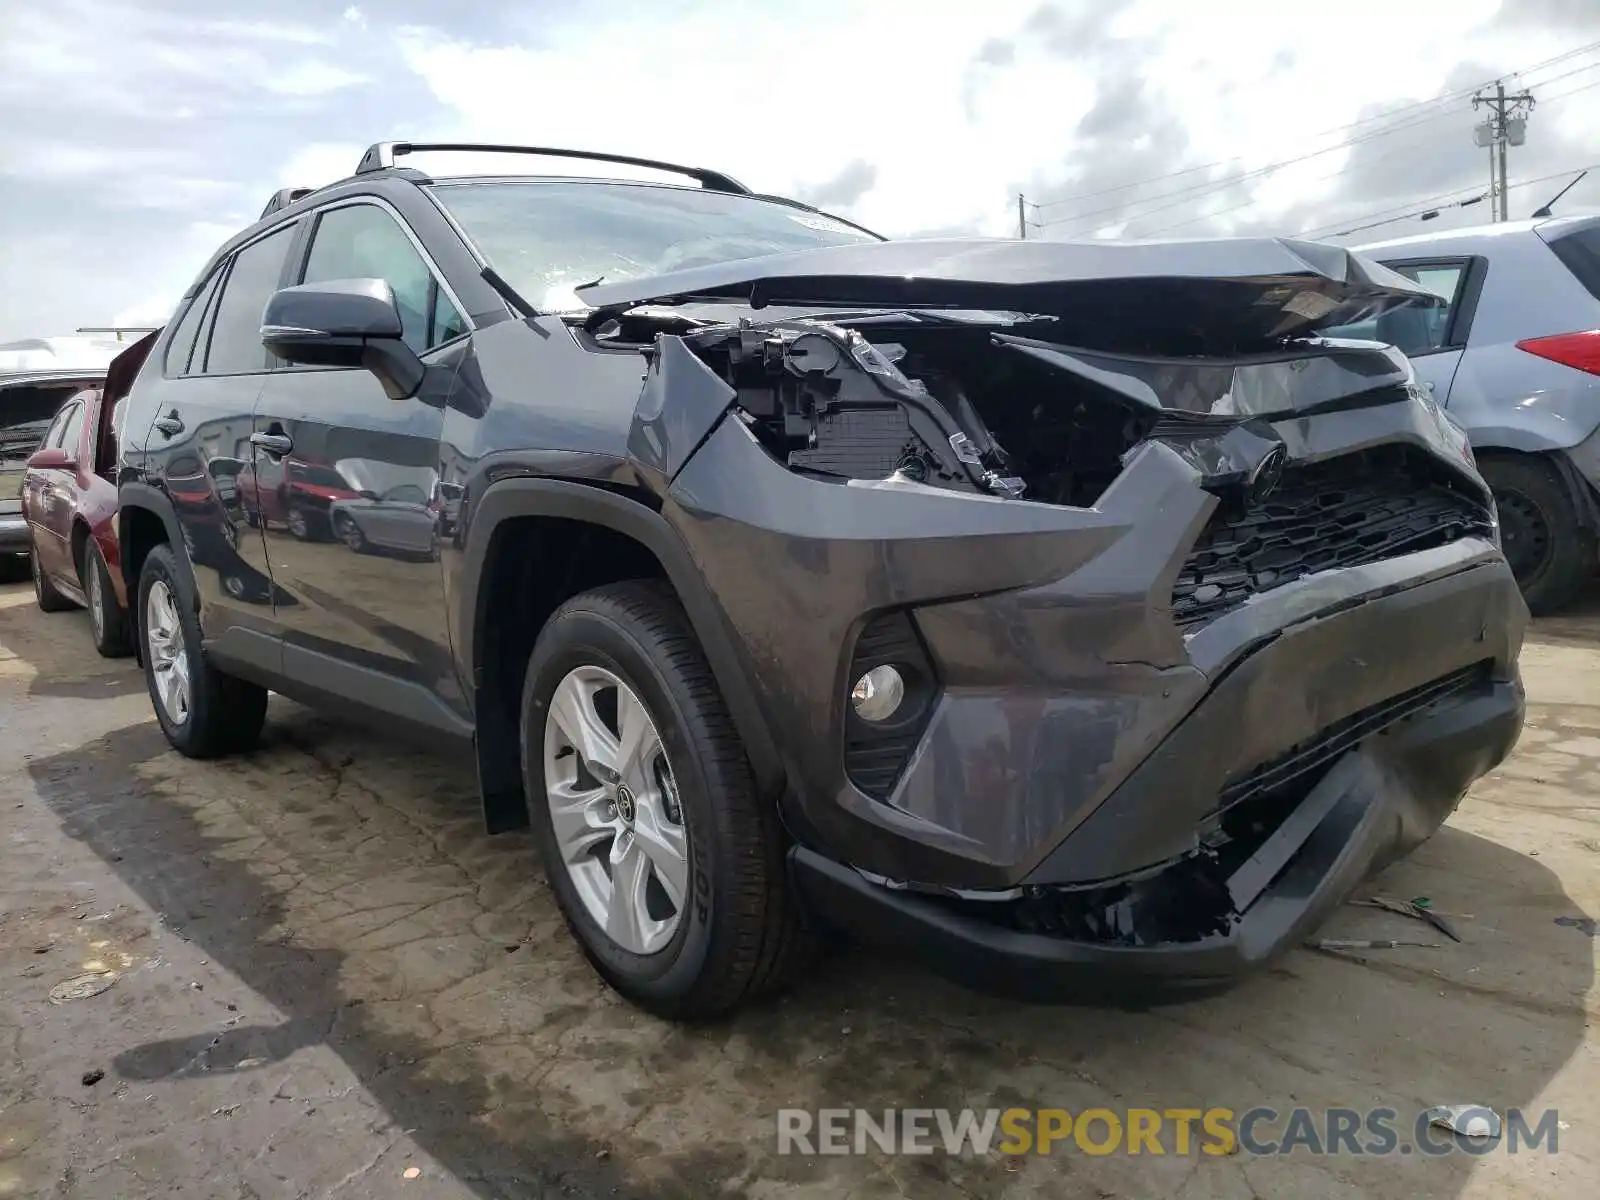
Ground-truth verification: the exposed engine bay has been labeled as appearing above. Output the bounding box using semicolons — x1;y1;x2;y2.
676;319;1165;509
586;303;1480;518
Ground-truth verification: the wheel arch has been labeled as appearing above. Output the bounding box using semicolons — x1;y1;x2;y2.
459;477;786;833
69;517;92;580
1475;444;1600;532
117;483;200;659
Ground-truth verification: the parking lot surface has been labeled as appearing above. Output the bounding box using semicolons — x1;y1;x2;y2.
1;579;1597;1199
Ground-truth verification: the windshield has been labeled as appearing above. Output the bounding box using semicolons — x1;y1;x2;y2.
430;180;881;313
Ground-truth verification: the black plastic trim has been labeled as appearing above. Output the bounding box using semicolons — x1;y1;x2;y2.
458;476;785;795
116;481;200;607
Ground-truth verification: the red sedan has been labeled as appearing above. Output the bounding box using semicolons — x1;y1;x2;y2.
20;331;158;656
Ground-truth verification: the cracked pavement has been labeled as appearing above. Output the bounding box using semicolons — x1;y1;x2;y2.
1;579;1597;1198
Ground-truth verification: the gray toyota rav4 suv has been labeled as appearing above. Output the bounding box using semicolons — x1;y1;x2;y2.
116;142;1527;1018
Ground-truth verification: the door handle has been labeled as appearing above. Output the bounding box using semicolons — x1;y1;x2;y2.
249;431;294;457
154;410;184;437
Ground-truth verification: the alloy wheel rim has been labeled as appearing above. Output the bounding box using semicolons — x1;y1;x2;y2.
144;580;191;725
543;665;687;956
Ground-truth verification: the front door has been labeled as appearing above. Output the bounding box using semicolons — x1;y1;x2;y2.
27;396;84;580
249;197;470;722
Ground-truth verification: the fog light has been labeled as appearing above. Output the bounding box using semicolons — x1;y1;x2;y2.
850;665;905;722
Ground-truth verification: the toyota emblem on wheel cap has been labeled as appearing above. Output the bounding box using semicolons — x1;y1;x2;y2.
1248;444;1289;502
615;784;636;824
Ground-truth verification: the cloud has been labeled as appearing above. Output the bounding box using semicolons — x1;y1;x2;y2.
2;0;1598;341
795;160;880;210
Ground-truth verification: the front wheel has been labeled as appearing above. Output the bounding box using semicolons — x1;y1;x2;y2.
138;543;268;758
83;539;131;657
520;580;814;1020
1480;454;1597;615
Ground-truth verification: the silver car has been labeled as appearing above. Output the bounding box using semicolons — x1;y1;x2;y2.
1326;215;1600;612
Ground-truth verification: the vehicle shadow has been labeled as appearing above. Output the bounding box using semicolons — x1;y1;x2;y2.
27;701;1594;1199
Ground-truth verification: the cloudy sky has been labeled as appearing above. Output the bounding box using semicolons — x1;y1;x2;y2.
2;0;1597;340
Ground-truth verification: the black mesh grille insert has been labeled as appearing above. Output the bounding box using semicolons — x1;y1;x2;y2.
1172;447;1493;630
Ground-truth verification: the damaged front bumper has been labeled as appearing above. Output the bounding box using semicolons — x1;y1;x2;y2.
589;237;1528;996
790;556;1524;1002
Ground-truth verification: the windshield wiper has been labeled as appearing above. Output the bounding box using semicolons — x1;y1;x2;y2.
480;266;540;320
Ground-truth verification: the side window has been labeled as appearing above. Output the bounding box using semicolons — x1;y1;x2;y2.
431;284;468;347
300;203;467;356
56;403;85;456
39;405;73;451
1322;260;1467;357
163;268;225;376
202;224;296;376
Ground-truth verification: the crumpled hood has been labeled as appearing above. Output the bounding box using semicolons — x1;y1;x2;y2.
577;236;1439;351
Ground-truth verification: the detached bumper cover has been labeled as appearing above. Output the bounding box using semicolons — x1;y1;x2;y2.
792;671;1523;1001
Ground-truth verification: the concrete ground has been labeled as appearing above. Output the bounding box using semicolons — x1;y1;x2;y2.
1;578;1596;1200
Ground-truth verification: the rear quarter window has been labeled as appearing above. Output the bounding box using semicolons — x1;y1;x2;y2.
1546;225;1600;302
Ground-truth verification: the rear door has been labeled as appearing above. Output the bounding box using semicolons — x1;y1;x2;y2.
148;220;301;631
249;195;470;719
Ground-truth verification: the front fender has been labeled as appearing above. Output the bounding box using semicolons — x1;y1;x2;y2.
455;475;785;795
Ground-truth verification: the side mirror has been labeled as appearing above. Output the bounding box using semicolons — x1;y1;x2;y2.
261;278;425;400
27;447;75;470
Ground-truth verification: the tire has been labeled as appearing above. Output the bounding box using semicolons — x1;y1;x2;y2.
31;540;74;613
137;543;268;758
334;513;366;553
520;579;814;1020
287;507;314;541
1479;454;1596;615
83;539;132;658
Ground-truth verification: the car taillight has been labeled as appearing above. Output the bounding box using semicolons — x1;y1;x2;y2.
1515;330;1600;375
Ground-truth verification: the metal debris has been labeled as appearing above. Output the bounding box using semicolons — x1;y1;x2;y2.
1426;1105;1502;1140
48;972;118;1004
1354;895;1462;942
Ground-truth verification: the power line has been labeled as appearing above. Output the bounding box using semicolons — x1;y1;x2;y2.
1139;126;1489;236
1024;38;1600;214
1125;75;1599;239
1310;164;1599;240
1017;39;1600;234
1034;102;1474;233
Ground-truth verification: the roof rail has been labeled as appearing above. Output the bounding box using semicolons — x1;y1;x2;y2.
260;187;314;219
353;141;751;195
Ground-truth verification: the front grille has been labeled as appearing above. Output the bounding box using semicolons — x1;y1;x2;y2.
1171;447;1494;630
1214;660;1492;814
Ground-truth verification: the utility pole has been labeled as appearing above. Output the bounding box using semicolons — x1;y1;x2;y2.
1473;80;1535;221
1018;193;1028;239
